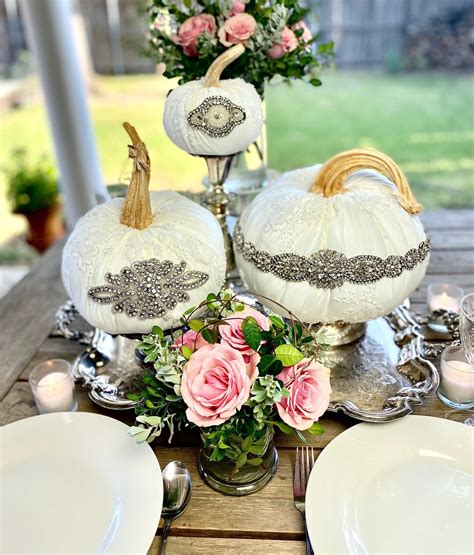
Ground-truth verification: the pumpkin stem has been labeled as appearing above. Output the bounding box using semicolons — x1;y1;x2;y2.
120;122;153;230
203;44;245;88
309;148;423;215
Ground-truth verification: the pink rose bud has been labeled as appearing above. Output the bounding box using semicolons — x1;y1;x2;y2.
218;13;257;47
267;26;298;59
173;330;208;352
181;344;255;427
230;1;246;16
174;14;216;58
276;359;331;430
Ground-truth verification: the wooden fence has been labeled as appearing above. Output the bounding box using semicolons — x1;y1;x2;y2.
0;0;472;74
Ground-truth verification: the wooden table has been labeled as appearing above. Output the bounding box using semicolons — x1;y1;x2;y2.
1;209;473;554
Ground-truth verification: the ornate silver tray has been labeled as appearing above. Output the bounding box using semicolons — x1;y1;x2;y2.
53;299;450;421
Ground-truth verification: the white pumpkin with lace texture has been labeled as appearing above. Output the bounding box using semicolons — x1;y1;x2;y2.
62;123;226;335
164;44;263;156
234;149;430;324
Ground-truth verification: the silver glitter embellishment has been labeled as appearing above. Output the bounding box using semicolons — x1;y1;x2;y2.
88;258;209;319
187;96;246;137
234;224;430;289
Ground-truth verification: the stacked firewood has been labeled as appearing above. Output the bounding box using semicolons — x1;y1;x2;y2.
404;4;474;70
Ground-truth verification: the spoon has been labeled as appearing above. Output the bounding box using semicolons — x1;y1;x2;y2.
160;461;192;554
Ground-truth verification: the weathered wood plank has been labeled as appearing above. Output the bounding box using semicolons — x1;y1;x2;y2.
428;229;474;251
426;250;473;274
0;240;68;400
421;209;474;231
148;537;305;554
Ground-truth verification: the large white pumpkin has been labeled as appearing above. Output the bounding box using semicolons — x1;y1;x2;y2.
163;44;263;156
234;149;430;324
62;124;226;335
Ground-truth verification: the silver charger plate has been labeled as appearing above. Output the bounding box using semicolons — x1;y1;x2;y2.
53;299;445;421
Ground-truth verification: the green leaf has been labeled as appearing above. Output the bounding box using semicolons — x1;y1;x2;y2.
242;316;262;351
275;421;293;434
310;78;322;87
234;303;245;312
181;345;193;360
275;345;304;367
248;445;265;455
201;328;217;344
126;392;141;401
246;457;263;466
183;305;196;316
152;325;164;337
242;436;253;452
269;315;285;330
236;453;248;468
188;319;204;332
308;422;325;435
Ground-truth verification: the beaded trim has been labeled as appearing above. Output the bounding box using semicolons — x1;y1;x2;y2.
188;96;246;137
88;258;208;319
234;224;430;289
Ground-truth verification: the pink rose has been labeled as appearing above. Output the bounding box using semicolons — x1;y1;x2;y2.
276;359;331;430
181;343;254;427
230;1;246;16
174;14;216;58
292;21;312;43
173;330;208;352
218;13;256;47
268;26;298;60
219;307;269;380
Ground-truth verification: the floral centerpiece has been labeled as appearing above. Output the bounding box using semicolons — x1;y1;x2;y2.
129;290;331;494
146;0;334;96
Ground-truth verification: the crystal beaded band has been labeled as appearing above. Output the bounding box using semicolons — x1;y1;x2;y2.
234;224;430;289
187;96;246;138
88;258;209;319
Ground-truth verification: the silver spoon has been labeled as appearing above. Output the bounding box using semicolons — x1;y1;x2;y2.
160;461;192;554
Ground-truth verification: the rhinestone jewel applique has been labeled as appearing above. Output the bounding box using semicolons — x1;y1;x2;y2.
88;258;209;319
187;96;246;138
234;224;430;289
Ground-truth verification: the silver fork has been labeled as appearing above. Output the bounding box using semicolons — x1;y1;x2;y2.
294;446;316;555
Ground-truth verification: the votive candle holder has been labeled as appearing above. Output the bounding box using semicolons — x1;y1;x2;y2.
29;359;77;414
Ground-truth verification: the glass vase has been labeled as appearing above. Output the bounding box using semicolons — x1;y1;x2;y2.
198;425;278;496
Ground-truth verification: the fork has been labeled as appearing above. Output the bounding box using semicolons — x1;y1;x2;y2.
294;446;316;555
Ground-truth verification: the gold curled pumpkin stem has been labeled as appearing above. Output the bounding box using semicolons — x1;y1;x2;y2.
120;122;153;230
203;44;245;88
309;148;422;215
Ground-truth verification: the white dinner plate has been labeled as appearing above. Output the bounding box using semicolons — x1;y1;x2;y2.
306;415;473;555
1;412;163;554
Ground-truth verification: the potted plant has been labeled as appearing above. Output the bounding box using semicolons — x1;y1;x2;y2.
5;149;64;252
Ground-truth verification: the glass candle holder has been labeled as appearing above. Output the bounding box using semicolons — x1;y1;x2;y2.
29;359;77;414
427;283;464;314
438;345;474;409
459;293;474;365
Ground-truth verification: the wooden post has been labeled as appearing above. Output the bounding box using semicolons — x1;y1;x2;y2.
20;0;109;227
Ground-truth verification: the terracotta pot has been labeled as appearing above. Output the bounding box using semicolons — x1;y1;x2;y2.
24;205;65;252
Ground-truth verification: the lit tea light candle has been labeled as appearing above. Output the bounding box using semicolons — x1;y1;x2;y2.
429;292;460;313
427;284;464;314
29;360;77;414
439;346;474;409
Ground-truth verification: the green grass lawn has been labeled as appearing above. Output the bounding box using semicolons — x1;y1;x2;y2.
1;70;472;246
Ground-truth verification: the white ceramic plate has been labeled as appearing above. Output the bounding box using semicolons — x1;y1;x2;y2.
1;412;163;554
306;415;473;555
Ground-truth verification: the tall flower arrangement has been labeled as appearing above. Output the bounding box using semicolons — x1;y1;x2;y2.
129;290;332;468
147;0;334;96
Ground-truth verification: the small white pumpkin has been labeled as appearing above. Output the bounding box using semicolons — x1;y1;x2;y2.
163;44;263;156
62;123;226;335
234;149;430;324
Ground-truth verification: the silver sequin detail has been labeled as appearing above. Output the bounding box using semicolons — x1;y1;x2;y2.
234;224;430;289
187;96;246;137
88;258;209;319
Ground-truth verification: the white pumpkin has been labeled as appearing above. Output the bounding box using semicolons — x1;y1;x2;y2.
234;149;430;324
164;44;263;156
62;123;226;335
